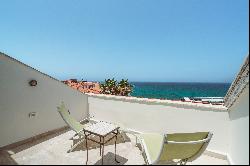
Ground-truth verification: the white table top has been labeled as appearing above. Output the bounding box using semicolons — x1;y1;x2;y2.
84;121;119;136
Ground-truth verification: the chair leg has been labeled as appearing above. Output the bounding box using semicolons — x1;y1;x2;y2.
70;133;80;140
183;159;188;165
135;135;139;147
67;138;86;153
179;159;188;165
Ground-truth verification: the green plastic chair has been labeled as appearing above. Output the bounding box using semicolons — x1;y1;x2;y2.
57;102;93;153
138;132;213;165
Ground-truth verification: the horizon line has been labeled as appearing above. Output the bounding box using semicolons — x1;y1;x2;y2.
61;78;231;84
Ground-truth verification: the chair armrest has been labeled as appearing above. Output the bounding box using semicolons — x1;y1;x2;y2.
165;138;211;144
164;132;213;145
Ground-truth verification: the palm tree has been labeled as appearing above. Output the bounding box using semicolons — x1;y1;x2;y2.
100;78;118;95
100;78;133;96
117;79;133;96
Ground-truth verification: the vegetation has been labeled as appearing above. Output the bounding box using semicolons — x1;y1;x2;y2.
100;78;133;96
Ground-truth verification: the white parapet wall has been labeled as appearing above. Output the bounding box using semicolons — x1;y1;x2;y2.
0;53;89;147
225;54;249;165
228;85;249;165
87;93;230;155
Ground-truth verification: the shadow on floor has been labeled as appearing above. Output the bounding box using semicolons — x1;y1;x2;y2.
70;132;131;152
0;150;18;165
0;127;71;165
1;127;70;155
94;152;128;165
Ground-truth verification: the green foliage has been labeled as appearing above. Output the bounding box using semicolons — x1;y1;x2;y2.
100;78;133;96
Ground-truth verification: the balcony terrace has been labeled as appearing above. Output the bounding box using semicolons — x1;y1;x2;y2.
0;125;229;165
0;53;249;165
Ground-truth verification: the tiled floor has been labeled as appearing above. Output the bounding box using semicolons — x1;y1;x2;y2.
0;129;228;165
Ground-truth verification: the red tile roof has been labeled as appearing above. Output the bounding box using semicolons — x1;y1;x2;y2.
62;80;101;94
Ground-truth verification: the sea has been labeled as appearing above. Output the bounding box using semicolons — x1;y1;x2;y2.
130;82;231;100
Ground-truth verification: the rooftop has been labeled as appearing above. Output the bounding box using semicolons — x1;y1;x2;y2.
0;52;249;165
62;79;101;94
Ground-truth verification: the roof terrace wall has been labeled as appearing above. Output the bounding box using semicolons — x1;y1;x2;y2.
88;94;229;156
0;53;89;147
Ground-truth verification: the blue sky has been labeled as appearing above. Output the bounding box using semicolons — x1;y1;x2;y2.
0;0;249;83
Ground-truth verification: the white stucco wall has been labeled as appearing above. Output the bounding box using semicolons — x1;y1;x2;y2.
88;95;230;154
228;85;249;165
0;54;89;147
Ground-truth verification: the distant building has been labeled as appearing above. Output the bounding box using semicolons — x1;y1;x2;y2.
62;79;101;94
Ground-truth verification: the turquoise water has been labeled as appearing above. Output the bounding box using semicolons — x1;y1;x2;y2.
130;82;231;100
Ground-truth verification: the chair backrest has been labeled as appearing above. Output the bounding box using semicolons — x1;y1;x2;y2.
160;132;213;162
57;102;85;133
